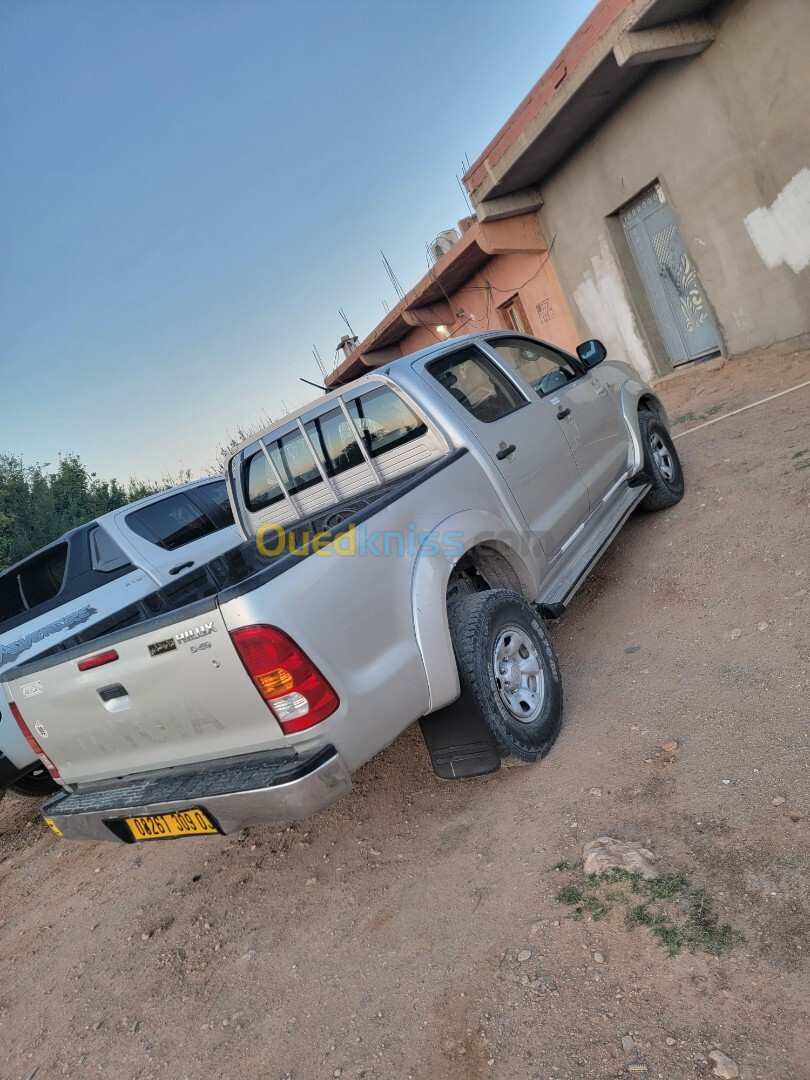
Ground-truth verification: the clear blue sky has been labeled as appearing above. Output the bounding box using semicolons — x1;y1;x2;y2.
2;0;596;484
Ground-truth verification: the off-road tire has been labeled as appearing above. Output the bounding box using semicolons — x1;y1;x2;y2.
7;766;59;799
449;589;563;765
638;409;684;511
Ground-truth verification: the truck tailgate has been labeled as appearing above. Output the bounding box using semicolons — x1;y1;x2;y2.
6;604;287;784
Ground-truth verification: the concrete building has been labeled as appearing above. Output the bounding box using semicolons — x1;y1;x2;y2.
329;0;809;387
327;211;582;385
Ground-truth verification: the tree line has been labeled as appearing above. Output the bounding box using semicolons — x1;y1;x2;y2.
0;414;273;573
0;453;173;573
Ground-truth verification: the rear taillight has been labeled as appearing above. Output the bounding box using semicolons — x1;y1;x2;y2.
9;702;61;779
229;625;339;734
77;649;119;672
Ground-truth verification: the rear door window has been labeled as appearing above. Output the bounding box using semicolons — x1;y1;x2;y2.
346;386;427;457
126;494;218;551
428;347;526;422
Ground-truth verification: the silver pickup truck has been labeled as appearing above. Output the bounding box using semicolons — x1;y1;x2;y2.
2;331;683;843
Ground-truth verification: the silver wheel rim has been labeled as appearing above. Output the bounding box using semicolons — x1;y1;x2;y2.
493;625;546;724
650;432;675;483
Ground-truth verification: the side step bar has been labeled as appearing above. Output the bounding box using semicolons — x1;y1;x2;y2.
628;470;653;488
539;481;650;619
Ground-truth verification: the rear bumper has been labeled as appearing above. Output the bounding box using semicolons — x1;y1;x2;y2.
41;745;351;843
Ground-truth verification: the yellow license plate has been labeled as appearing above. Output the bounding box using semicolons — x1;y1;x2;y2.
125;808;218;841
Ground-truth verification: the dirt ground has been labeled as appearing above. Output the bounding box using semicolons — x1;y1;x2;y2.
1;347;807;1080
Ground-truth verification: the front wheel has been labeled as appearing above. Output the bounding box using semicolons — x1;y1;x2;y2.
449;589;563;764
638;409;684;511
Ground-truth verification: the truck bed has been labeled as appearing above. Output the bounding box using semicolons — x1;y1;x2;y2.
3;449;464;791
4;474;415;682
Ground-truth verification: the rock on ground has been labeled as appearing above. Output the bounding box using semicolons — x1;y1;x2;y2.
582;837;659;879
709;1048;740;1078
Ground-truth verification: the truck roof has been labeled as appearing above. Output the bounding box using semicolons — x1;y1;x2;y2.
230;332;494;457
91;475;225;532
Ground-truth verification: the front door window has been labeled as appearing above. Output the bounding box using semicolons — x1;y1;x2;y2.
487;337;579;398
484;334;629;506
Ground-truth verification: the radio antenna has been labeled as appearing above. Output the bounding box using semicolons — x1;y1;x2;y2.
338;308;356;337
311;346;327;380
381;250;404;300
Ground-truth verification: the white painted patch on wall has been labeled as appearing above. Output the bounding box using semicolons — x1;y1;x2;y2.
744;167;810;274
572;236;654;381
706;219;753;345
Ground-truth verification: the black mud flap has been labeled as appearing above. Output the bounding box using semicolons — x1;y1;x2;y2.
419;675;501;780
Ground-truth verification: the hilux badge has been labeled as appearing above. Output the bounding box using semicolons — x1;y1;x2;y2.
174;621;216;645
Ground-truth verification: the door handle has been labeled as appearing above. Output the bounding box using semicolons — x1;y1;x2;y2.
169;561;194;576
496;443;516;460
556;407;571;420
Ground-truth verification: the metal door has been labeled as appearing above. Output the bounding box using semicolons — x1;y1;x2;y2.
620;185;720;365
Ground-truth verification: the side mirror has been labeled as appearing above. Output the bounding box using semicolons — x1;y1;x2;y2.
576;339;607;368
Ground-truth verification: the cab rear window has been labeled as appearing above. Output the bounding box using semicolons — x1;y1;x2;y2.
270;430;321;496
241;387;428;514
243;429;323;513
304;409;364;477
243;450;284;513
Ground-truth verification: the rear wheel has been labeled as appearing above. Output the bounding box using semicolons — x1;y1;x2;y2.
8;765;59;799
449;589;563;764
638;409;684;511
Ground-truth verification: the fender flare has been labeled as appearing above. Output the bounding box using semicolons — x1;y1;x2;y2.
411;509;541;713
619;381;668;473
